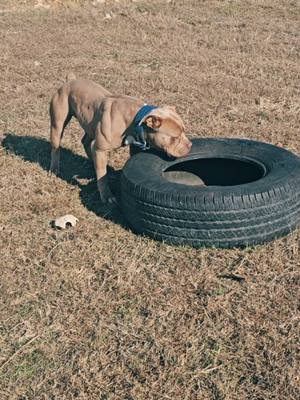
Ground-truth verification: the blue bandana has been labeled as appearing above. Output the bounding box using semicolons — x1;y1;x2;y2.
124;104;158;151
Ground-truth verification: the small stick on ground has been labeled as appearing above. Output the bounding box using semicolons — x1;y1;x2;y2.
0;335;39;371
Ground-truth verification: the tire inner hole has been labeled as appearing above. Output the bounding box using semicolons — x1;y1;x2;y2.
163;157;266;186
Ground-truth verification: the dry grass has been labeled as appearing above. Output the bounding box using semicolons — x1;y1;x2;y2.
0;0;299;399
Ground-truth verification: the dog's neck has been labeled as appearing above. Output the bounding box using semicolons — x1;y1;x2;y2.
124;104;157;150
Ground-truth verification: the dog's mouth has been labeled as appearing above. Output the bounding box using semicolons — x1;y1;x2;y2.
166;150;189;159
166;146;192;159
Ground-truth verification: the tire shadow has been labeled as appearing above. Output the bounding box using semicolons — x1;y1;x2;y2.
1;133;127;227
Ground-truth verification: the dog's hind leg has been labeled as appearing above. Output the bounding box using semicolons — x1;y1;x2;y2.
49;91;72;175
81;132;93;161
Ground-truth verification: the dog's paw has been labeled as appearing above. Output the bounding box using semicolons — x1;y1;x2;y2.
107;195;118;205
49;161;60;176
100;193;118;205
48;168;58;177
97;177;117;205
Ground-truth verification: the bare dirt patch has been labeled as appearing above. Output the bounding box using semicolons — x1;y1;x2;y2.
0;1;299;399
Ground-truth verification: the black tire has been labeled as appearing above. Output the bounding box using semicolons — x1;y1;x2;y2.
121;138;300;248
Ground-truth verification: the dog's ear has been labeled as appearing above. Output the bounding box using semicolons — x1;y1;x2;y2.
144;115;162;129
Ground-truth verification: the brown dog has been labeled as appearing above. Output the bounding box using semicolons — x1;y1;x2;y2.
49;74;192;203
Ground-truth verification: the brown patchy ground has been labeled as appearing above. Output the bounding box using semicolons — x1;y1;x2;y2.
0;0;299;399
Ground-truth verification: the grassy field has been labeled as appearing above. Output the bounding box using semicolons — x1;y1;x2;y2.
0;0;299;399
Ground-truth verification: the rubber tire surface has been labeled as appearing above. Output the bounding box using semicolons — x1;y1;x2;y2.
121;138;300;248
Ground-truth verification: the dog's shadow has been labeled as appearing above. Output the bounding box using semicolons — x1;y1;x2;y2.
2;133;127;226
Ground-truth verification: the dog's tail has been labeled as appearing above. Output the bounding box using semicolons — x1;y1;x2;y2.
66;72;76;82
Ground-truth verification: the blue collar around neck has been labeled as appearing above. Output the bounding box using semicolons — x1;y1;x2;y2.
124;104;158;151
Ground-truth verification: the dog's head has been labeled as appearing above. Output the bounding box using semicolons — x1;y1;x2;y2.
141;106;192;157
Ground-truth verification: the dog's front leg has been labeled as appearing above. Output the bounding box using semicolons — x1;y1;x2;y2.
92;142;116;204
